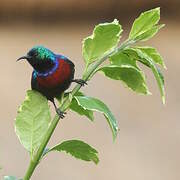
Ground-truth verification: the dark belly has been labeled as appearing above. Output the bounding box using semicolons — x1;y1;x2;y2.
35;79;72;100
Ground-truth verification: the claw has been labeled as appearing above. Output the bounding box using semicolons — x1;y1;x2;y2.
72;79;87;86
51;98;66;119
56;109;66;119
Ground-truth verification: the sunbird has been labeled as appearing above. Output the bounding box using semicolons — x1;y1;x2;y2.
17;46;86;118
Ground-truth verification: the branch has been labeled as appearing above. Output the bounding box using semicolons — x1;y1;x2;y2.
23;39;134;180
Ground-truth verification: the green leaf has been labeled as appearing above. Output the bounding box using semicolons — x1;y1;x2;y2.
82;19;123;66
123;48;150;67
15;90;51;157
74;96;119;140
134;24;164;42
98;66;149;94
136;46;166;68
129;7;163;41
128;48;165;103
70;92;94;121
3;176;20;180
49;140;99;164
56;92;94;121
97;52;149;94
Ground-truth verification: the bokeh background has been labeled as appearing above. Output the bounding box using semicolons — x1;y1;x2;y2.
0;1;180;180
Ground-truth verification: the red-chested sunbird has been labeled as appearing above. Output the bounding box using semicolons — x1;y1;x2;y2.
17;46;86;118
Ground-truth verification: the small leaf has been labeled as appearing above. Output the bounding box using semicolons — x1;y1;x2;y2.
57;92;94;121
123;48;150;67
83;19;123;66
15;90;51;157
129;7;162;41
74;96;119;140
128;48;165;103
136;46;166;68
98;52;149;94
134;24;164;42
49;140;99;164
70;92;94;121
3;176;20;180
98;65;149;95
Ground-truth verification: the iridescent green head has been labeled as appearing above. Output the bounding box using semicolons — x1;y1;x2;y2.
28;46;55;61
17;46;56;73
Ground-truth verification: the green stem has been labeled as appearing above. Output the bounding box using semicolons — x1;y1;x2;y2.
23;39;134;180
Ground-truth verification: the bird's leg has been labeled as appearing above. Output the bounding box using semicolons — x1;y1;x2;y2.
71;79;87;86
51;99;66;119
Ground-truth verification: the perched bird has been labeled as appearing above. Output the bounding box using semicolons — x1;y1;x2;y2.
17;45;86;118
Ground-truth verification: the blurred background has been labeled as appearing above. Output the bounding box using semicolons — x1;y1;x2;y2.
0;0;180;180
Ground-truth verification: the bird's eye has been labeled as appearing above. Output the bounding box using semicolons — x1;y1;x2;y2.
28;50;38;57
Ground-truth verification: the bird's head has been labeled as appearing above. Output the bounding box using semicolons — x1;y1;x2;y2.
17;46;56;73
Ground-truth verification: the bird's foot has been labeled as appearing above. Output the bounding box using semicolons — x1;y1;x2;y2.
56;108;67;119
72;79;87;86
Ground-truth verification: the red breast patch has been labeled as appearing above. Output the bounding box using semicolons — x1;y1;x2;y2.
37;59;71;88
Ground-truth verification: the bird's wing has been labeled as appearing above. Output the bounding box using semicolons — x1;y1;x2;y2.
56;54;75;68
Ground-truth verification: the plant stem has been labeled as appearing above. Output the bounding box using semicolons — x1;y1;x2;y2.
23;39;134;180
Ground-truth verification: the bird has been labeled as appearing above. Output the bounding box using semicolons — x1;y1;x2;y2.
17;45;86;118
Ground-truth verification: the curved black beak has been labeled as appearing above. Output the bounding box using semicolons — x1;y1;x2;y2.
16;55;31;62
